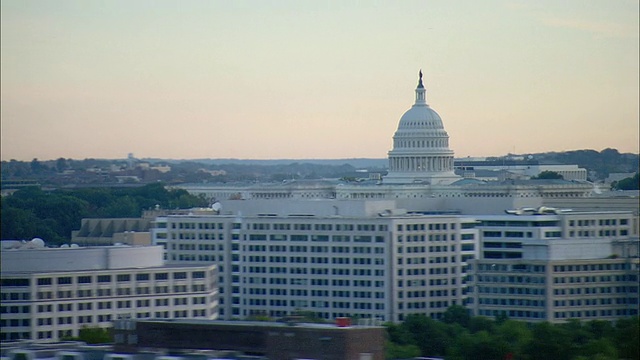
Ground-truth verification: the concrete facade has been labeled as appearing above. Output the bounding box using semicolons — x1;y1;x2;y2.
0;245;218;342
469;211;640;323
156;199;478;322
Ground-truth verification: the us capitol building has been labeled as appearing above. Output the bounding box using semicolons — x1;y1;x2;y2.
175;71;594;213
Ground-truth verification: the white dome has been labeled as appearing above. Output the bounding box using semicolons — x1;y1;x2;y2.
398;104;444;130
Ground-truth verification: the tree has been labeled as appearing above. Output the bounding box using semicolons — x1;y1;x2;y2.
496;320;532;360
526;321;572;360
468;316;495;334
56;157;68;172
532;171;564;180
64;327;112;344
614;317;639;360
612;173;639;190
402;314;451;357
443;305;471;328
455;330;510;360
385;341;421;359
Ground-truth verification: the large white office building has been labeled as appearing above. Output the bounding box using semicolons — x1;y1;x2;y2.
156;199;478;322
469;210;639;323
0;243;218;341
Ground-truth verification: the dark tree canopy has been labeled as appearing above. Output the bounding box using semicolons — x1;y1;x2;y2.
611;172;639;190
384;308;638;360
532;170;564;180
1;183;207;245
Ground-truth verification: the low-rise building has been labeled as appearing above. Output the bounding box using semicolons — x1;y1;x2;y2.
113;318;385;360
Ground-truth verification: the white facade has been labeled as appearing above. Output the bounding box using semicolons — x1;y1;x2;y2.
0;245;218;342
469;211;640;322
157;199;478;322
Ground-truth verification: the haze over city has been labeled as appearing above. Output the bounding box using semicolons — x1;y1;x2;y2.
1;0;638;162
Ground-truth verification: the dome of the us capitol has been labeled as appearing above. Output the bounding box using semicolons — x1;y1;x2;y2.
383;70;461;185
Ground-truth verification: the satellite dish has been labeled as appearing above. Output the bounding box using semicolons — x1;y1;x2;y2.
211;202;222;212
29;238;45;248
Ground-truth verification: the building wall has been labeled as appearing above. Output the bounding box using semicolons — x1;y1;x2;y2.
1;246;164;273
0;247;218;342
470;258;639;323
114;319;386;360
157;201;478;322
470;211;640;323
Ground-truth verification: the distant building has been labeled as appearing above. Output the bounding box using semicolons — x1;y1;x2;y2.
0;244;218;341
454;158;588;181
71;218;153;246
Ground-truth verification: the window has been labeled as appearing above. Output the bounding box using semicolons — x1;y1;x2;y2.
97;275;111;283
117;274;131;282
78;276;92;284
37;278;52;286
155;273;168;281
136;273;150;281
57;277;72;285
173;272;187;280
461;244;475;251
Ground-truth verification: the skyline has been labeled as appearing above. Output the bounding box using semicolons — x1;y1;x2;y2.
1;1;638;162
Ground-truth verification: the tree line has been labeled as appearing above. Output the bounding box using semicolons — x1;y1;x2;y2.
0;183;207;245
384;306;639;360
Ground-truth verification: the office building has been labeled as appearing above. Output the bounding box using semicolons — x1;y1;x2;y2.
156;199;478;322
0;243;218;341
469;210;639;322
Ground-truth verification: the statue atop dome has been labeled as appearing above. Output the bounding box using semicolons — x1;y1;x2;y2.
418;69;424;89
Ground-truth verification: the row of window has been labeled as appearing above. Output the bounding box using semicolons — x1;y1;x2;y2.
477;275;545;284
553;263;632;272
476;286;546;296
477;309;545;319
34;271;207;286
34;283;211;299
479;298;545;307
554;308;637;319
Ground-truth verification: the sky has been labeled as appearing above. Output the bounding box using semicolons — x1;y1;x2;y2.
1;0;638;161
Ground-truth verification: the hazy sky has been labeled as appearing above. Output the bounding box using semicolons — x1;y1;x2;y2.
1;0;638;161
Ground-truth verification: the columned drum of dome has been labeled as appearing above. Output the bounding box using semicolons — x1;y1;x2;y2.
383;71;461;185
